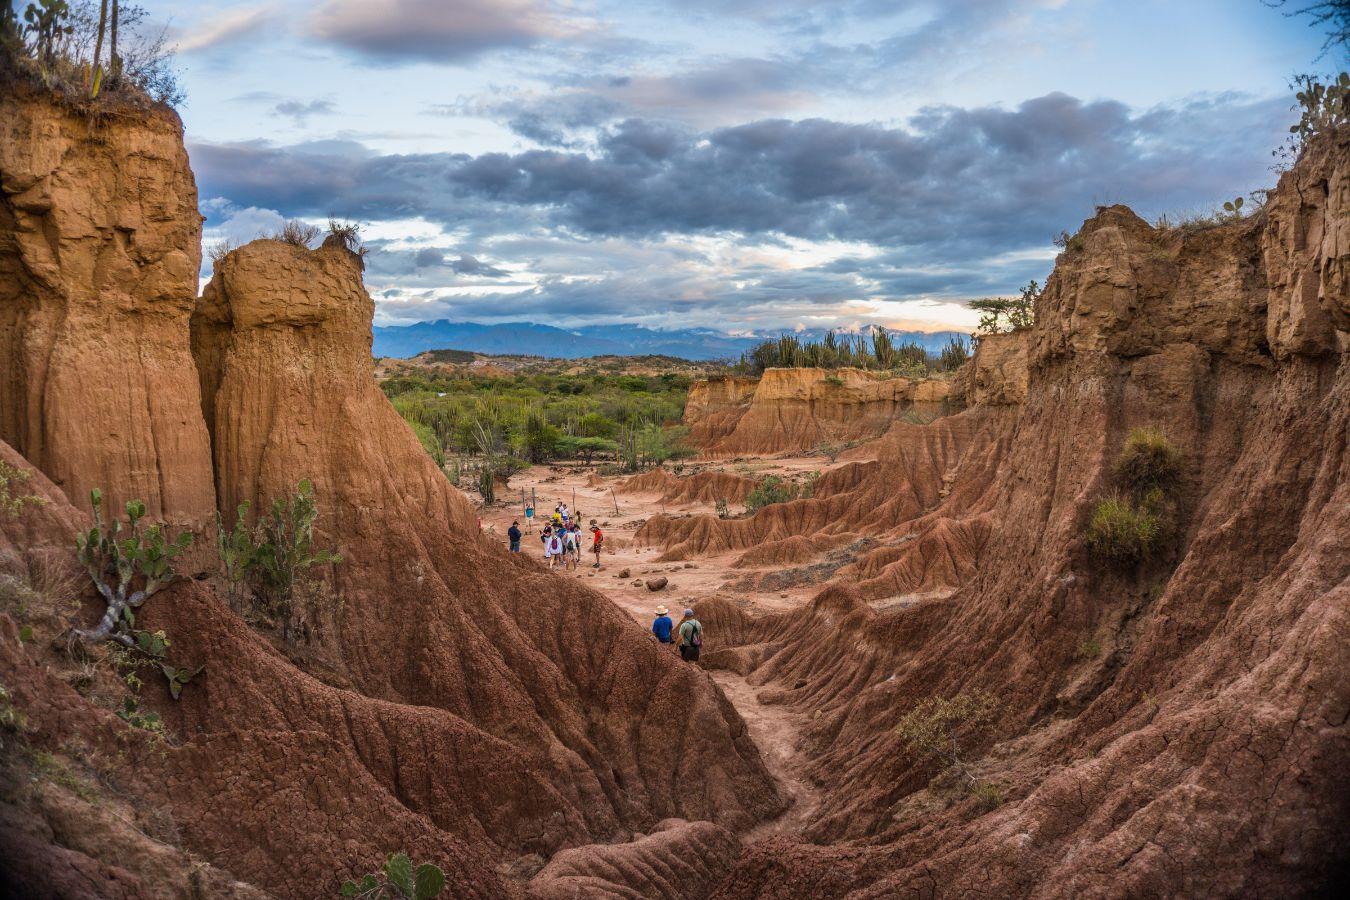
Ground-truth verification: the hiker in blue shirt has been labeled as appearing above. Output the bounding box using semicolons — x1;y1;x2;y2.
651;606;674;645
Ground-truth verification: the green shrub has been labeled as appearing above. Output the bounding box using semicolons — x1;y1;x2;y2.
745;475;799;513
1113;427;1183;493
0;458;45;517
895;691;997;792
216;501;256;611
342;852;445;899
253;480;341;617
1085;497;1161;564
73;489;201;697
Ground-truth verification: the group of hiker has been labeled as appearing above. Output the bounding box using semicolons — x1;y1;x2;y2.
504;500;703;662
651;605;702;661
506;501;603;571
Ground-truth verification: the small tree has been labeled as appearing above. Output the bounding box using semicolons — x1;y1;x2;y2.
521;411;561;463
894;691;996;791
341;853;445;900
970;280;1039;336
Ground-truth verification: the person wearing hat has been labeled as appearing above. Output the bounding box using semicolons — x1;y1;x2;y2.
676;608;702;662
651;606;674;645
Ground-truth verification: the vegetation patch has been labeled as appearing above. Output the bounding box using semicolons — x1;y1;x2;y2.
385;369;695;488
215;480;343;643
342;852;446;899
744;472;819;513
1087;427;1184;569
733;327;968;377
0;458;45;517
895;691;998;796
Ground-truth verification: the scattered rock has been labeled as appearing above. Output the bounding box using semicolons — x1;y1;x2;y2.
646;577;669;592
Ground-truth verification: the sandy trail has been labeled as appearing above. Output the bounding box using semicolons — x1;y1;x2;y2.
477;457;840;840
708;670;823;841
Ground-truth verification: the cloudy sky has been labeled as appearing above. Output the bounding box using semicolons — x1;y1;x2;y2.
160;0;1328;332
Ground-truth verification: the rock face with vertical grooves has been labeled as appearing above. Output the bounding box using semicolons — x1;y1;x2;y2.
0;87;215;529
706;132;1350;898
0;96;783;898
685;367;953;457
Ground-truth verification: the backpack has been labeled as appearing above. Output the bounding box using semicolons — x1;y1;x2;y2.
685;620;702;647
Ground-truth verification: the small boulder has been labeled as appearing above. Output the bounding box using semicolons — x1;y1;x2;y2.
617;568;631;579
647;577;669;592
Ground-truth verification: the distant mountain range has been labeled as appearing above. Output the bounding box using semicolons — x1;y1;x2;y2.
372;320;968;361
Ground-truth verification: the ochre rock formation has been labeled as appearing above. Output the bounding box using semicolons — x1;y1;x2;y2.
0;88;215;529
701;132;1350;896
950;330;1029;406
1;99;782;898
618;467;761;505
684;375;758;448
685;367;952;457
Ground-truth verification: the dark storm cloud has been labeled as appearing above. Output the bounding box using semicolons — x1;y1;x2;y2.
359;242;513;285
194;92;1286;252
193;90;1289;327
308;0;572;64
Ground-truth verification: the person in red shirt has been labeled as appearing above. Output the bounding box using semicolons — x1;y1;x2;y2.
589;520;603;568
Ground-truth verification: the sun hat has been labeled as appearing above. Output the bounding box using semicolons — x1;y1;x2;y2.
655;605;668;615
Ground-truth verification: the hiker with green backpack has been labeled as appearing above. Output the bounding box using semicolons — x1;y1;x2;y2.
677;608;702;662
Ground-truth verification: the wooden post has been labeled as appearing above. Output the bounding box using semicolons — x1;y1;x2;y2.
610;487;620;515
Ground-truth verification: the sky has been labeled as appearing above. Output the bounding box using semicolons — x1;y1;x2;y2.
146;0;1333;332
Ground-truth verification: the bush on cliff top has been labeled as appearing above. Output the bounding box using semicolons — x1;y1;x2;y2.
1;1;184;108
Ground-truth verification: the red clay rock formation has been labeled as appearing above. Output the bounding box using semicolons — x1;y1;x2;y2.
528;819;742;900
1;97;782;898
950;330;1029;406
705;133;1350;897
684;375;758;448
0;88;215;529
685;367;952;457
618;468;761;504
184;237;782;891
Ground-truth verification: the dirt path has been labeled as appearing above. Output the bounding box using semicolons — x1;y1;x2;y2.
476;459;841;840
708;671;822;841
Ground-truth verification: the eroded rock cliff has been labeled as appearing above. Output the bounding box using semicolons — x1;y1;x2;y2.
702;132;1350;897
685;367;953;457
0;87;215;529
0;100;783;898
